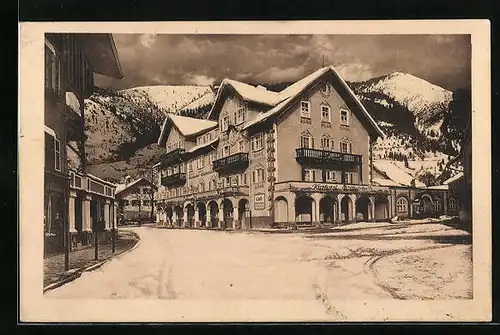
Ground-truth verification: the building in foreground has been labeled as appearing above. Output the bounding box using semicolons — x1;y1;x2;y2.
44;33;123;254
153;66;456;229
115;176;157;223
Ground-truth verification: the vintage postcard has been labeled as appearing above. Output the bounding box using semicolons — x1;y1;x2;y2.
19;20;491;322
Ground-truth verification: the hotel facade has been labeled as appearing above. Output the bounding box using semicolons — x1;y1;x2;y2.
153;66;456;229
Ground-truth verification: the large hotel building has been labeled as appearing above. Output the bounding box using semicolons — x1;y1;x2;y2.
153;66;457;229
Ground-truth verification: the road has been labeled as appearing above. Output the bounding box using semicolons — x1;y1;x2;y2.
46;222;472;319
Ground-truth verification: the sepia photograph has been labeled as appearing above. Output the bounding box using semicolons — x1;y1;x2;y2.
19;21;491;322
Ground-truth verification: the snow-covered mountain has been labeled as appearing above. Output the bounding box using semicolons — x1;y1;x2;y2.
84;85;214;181
353;72;453;139
85;73;467;185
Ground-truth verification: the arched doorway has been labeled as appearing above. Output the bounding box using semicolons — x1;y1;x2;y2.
185;203;195;228
421;194;433;215
319;196;336;225
374;195;389;221
174;205;183;227
355;196;370;222
295;195;315;226
222;199;234;229
238;198;250;229
165;206;173;226
274;196;288;225
207;201;218;228
340;196;353;223
197;202;207;227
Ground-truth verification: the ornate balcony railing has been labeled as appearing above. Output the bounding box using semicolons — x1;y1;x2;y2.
161;172;186;187
212;152;249;172
295;148;361;165
161;148;186;165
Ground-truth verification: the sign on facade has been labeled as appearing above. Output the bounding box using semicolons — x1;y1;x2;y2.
254;193;265;210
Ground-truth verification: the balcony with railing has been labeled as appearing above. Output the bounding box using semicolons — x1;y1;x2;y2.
295;148;361;165
212;153;249;173
161;172;187;187
161;148;186;165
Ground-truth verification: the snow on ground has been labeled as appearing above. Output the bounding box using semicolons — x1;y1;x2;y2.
46;221;472;316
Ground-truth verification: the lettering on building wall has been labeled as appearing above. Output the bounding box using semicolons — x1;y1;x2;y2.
267;129;276;210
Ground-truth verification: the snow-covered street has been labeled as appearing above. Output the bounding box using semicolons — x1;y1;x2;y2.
46;222;472;314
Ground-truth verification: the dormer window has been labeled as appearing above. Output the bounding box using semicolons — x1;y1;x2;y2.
300;101;311;119
340;108;350;126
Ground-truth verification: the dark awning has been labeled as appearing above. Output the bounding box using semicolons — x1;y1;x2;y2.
79;33;124;79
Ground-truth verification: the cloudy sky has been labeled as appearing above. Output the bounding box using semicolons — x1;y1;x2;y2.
95;34;471;92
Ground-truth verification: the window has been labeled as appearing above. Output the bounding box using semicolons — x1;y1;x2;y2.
396;197;408;212
188;161;193;172
321;105;331;123
131;200;140;207
343;172;354;184
222;145;230;157
231;176;239;186
44;131;61;172
300;133;314;149
251;133;264;151
237;106;246;124
180;163;185;173
222;116;230;132
340;109;350;126
304;169;315;182
320;135;334;151
449;198;457;211
434;198;441;212
253;167;265;183
167;167;172;176
300;101;311;119
242;172;248;185
209;151;217;163
205;133;211;142
173;164;179;174
325;170;336;182
199;182;205;193
340;139;352;153
197;156;205;169
238;140;245;153
45;40;61;96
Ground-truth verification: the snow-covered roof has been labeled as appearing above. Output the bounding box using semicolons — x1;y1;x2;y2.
186;137;219;153
443;171;464;185
115;177;156;195
373;160;426;188
372;177;403;187
223;79;282;105
241;66;385;138
157;114;218;146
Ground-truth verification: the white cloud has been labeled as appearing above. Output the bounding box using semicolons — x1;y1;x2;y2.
185;74;216;86
140;34;157;48
335;63;374;82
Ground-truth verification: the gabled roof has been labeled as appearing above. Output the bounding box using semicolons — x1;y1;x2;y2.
206;79;283;121
115;177;157;196
241;66;385;138
157;114;218;146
